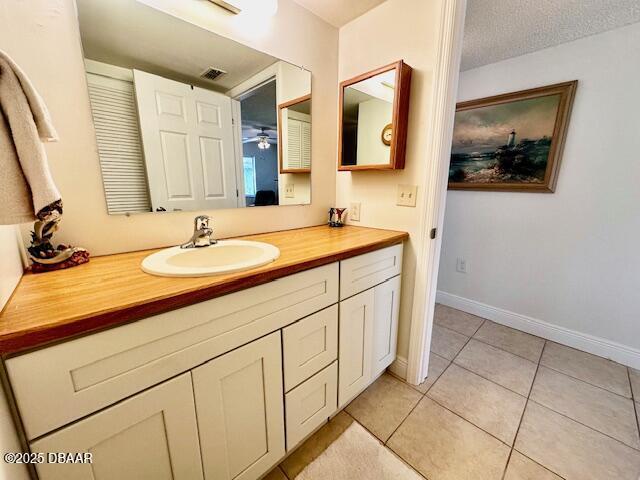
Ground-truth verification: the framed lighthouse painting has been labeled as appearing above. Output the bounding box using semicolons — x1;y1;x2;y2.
448;81;577;192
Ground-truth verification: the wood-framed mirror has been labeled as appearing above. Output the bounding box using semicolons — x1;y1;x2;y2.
338;60;412;171
278;94;312;173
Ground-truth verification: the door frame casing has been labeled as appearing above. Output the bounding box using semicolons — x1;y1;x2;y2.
405;0;467;385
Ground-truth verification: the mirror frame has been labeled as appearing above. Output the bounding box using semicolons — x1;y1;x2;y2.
338;60;412;171
278;94;312;174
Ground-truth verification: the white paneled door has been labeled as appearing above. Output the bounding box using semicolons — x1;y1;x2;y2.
134;69;239;212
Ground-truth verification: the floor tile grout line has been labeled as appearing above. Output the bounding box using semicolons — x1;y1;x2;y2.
382;365;451;447
343;410;431;480
424;392;517;449
451;359;531;398
500;340;547;480
435;314;485;338
527;397;640;452
469;333;541;364
385;442;433;480
468;315;547;363
437;320;544;365
538;362;633;400
450;316;632;399
436;315;639;448
511;448;569;480
630;368;640;443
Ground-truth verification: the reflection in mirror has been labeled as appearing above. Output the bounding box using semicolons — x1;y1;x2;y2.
279;95;311;174
342;70;396;167
76;0;311;214
339;61;412;171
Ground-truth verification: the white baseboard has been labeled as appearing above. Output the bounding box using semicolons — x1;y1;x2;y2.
388;355;408;380
436;291;640;370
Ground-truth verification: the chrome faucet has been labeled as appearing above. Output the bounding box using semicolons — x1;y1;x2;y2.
181;215;216;249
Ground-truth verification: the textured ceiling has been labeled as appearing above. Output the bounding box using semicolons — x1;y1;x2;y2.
292;0;387;27
462;0;640;70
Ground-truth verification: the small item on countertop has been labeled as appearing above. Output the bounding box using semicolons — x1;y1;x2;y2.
328;207;347;228
27;210;89;273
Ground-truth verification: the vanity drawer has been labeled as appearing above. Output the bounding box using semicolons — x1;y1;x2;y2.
282;304;338;392
285;361;338;450
339;243;403;300
7;263;338;440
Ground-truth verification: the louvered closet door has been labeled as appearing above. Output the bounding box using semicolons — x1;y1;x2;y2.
285;118;302;170
134;70;239;211
301;121;311;168
86;73;151;214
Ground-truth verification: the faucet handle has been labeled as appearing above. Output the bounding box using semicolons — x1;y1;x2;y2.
194;215;211;232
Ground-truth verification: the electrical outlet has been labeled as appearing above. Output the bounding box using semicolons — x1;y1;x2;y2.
456;257;468;274
349;202;361;222
396;185;418;207
285;184;295;198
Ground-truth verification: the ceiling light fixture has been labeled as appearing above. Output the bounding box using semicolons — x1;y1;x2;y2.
207;0;278;16
258;135;270;150
257;127;271;150
207;0;242;14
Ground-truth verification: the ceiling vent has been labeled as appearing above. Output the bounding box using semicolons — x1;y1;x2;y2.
200;67;227;82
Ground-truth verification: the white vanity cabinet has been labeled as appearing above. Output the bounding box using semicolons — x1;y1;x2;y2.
5;243;403;480
30;373;203;480
193;332;285;480
338;244;403;407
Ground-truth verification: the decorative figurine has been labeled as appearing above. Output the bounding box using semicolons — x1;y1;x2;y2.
328;207;347;227
28;209;90;273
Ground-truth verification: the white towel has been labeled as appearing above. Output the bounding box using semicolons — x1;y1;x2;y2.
0;49;61;225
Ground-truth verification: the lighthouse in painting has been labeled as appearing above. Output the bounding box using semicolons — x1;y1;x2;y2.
507;129;516;148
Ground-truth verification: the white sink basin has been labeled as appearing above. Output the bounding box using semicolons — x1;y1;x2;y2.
141;240;280;277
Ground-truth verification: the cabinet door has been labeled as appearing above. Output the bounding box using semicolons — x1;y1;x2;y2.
338;289;374;408
31;374;203;480
372;275;402;377
193;332;285;480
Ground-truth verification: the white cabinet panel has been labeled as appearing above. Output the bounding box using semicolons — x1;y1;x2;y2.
372;275;402;377
285;361;337;450
282;305;338;391
31;374;202;480
338;289;374;408
7;263;338;440
193;332;285;480
339;244;403;300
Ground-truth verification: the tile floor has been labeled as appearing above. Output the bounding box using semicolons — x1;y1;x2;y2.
266;304;640;480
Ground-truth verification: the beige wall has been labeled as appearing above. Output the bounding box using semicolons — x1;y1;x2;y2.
439;23;640;366
337;0;445;360
1;0;338;256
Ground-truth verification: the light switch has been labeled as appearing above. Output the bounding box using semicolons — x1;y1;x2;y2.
396;185;418;207
285;184;295;198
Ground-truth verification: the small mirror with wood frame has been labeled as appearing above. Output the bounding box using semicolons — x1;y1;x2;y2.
279;94;312;174
338;60;412;171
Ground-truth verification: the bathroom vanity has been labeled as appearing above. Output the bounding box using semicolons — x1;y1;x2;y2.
0;225;407;480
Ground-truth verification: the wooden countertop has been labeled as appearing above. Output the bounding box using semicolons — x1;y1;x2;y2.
0;225;407;356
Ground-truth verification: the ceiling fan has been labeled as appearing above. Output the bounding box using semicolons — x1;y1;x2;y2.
243;127;275;149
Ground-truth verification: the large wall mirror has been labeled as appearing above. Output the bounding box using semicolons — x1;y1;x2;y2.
76;0;312;215
338;61;412;171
